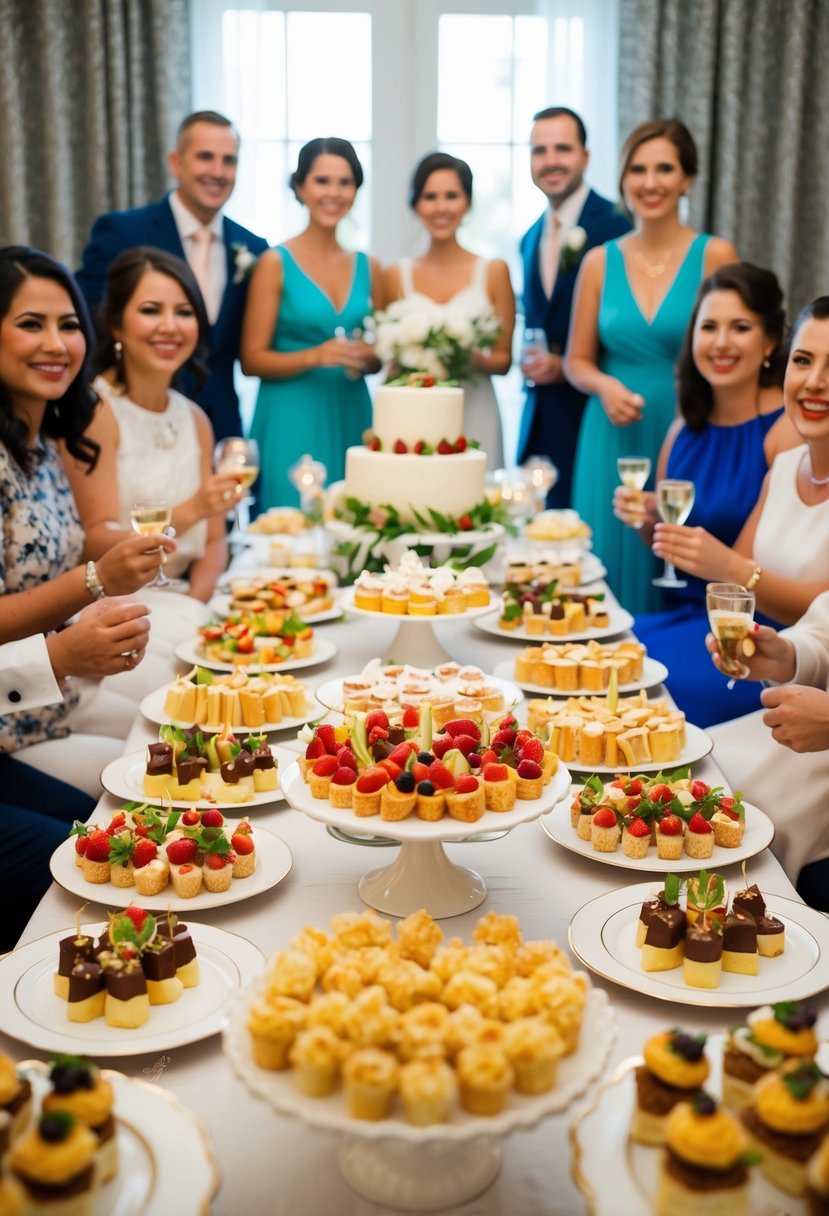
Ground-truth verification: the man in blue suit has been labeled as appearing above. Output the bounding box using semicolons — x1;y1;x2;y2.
76;110;268;441
517;107;631;507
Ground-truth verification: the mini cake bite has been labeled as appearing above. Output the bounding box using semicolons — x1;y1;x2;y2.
743;1060;829;1196
43;1057;117;1185
656;1092;751;1216
0;1055;33;1144
633;1030;709;1146
723;1002;818;1112
9;1111;98;1216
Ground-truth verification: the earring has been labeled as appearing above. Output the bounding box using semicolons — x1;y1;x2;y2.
763;357;771;368
114;339;123;360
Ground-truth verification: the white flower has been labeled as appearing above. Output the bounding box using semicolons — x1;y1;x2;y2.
397;310;433;345
232;243;256;284
443;309;474;346
565;226;587;252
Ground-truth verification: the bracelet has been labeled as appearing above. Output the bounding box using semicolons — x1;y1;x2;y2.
85;560;107;601
745;565;763;592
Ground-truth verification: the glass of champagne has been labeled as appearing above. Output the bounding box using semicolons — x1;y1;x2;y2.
617;455;651;528
706;582;756;682
520;328;549;387
215;437;260;545
652;478;695;588
131;499;172;588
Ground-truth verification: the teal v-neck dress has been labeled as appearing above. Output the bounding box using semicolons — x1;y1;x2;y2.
572;234;710;614
250;246;372;509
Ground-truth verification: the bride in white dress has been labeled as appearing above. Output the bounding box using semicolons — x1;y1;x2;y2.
383;152;515;469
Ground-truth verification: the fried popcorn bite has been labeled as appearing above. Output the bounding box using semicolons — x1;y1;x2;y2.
396;908;443;968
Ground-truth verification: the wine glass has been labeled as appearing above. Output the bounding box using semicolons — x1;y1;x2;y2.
522;455;559;514
131;499;172;588
520;328;549;387
616;456;651;529
334;326;365;380
215;437;260;546
706;582;756;683
652;479;695;588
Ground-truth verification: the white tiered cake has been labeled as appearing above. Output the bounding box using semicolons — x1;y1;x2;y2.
343;384;487;522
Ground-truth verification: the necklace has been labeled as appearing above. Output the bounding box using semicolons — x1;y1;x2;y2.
802;452;829;486
154;417;178;450
631;238;684;279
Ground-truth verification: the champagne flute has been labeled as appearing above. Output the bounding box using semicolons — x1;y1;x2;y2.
652;479;695;588
334;325;364;380
520;328;549;387
131;499;172;588
616;455;651;528
706;582;756;683
215;437;260;545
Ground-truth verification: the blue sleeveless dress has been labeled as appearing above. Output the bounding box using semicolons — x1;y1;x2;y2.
251;247;372;509
634;409;784;727
572;235;709;615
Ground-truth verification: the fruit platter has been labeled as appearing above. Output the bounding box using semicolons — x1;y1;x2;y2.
196;609;315;665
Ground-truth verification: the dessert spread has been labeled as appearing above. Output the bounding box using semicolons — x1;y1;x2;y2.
163;666;309;729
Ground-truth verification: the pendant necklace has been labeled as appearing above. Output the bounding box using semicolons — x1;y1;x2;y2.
632;237;683;279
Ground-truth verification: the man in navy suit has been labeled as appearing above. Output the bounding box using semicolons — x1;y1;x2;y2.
76;110;268;440
517;107;631;507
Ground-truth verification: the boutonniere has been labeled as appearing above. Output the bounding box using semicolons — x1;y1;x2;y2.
559;226;588;274
232;242;257;284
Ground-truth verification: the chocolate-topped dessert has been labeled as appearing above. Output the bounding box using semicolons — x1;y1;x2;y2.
642;906;686;972
220;760;240;784
757;912;786;958
66;960;106;1023
252;748;275;771
234;751;256;778
146;742;173;776
684;921;723;989
722;912;758;975
54;932;96;999
732;882;766;921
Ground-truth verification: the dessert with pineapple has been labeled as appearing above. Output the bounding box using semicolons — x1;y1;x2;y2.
656;1092;752;1216
163;666;310;729
513;638;646;690
243;907;591;1125
529;690;687;768
632;1029;709;1145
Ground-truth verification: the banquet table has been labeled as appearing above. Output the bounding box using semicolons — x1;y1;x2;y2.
5;585;826;1216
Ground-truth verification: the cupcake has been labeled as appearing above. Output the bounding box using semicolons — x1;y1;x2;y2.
656;1093;750;1216
502;1016;564;1094
743;1060;829;1196
456;1045;514;1116
10;1112;98;1216
631;1030;709;1145
248;996;307;1069
399;1058;457;1125
43;1057;117;1184
342;1048;399;1120
288;1027;342;1097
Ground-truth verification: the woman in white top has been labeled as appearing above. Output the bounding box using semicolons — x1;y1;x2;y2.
63;247;238;602
650;296;829;624
382;152;515;469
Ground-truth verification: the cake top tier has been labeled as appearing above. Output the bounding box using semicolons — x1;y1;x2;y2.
372;384;464;450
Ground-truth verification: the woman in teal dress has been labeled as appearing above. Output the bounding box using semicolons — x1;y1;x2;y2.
242;138;381;509
566;120;737;614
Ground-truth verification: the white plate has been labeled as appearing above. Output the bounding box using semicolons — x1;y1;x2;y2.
209;591;342;625
340;587;496;623
225;982;613;1142
498;550;607;588
49;825;293;912
474;603;634;644
570;1034;823;1216
100;746;294;809
18;1060;219;1216
281;757;571;843
175;633;338;674
559;722;714;775
493;656;669;698
568;883;829;1007
1;921;264;1056
541;795;775;873
139;683;317;736
314;674;524;714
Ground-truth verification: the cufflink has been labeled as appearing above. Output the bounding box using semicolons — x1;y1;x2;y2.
8;690;21;703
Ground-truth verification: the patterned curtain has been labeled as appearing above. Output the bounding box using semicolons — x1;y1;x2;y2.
0;0;191;267
618;0;829;316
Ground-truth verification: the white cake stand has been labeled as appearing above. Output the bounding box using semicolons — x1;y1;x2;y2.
224;980;614;1211
339;588;496;667
281;760;571;918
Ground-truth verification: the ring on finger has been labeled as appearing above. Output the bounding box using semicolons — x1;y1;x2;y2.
223;490;233;502
125;650;139;667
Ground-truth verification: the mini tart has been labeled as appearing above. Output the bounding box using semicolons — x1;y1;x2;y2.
10;1112;98;1199
502;1016;564;1094
248;995;307;1070
170;862;203;899
743;1063;829;1197
342;1048;399;1120
456;1045;514;1116
683;818;714;859
445;783;486;823
722;1024;785;1113
288;1026;342;1097
379;782;417;822
481;769;517;812
655;819;684;860
415;785;446;821
711;809;745;848
43;1064;117;1184
399;1057;457;1125
631;1031;709;1146
657;1098;749;1215
749;1005;819;1058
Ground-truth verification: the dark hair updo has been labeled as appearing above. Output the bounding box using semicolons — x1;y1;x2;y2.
0;245;99;474
289;138;364;201
618;118;698;198
409;152;473;209
790;295;829;345
94;246;210;392
677;262;787;430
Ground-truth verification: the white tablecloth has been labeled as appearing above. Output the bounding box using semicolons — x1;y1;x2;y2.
5;593;825;1216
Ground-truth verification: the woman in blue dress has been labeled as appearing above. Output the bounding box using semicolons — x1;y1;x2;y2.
613;263;801;727
242;138;382;509
566;119;738;614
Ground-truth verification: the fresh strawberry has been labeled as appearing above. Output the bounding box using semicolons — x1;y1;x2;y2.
514;729;534;747
491;728;518;751
368;436;381;451
518;738;544;765
181;809;201;826
315;724;339;755
458;515;473;530
388;742;416;768
430;735;454;760
106;812;127;836
393;439;408;454
688;812;712;834
593;808;617;829
516;759;542;780
304;737;326;761
131;839;158;869
231;831;255;854
235;819;252;835
428;760;455;790
124;905;149;934
84;830;111;863
74;834;90;857
422;376;436;387
720;795;735;811
627;795;643;812
336;746;358;772
478;748;498;768
377;759;403;781
454;775;479;794
411;761;431;784
355;768;388;794
627;817;650;838
365;710;390;734
482;763;509;782
454;435;468;453
444;719;481;740
691;780;710;800
166;838;197;865
414;440;426;454
648;784;674;805
312;755;339;777
201;809;224;828
332;766;357;786
624;779;644;796
658;814;684;836
451;733;480;757
437;438;453;455
205;853;229;870
499;714;518;731
368;725;390;745
401;705;420;730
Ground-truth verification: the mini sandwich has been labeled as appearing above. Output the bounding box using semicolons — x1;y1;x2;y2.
656;1093;751;1216
632;1030;709;1145
743;1060;829;1197
723;1002;818;1112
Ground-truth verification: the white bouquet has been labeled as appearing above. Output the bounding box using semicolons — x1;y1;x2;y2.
374;297;500;382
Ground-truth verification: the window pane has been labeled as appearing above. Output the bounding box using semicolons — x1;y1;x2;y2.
235;141;289;247
512;17;548;143
437;16;513;144
287;13;372;142
222;11;286;140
